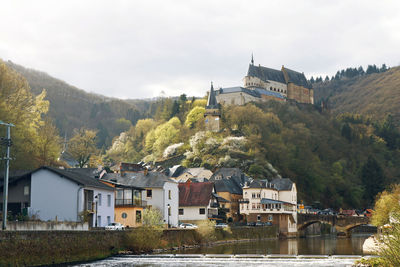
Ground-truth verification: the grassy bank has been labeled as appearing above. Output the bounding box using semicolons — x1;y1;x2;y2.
0;226;278;266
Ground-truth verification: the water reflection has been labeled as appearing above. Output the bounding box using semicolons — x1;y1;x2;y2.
173;234;370;255
73;235;372;267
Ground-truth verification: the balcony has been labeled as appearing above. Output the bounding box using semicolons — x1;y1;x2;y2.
115;198;147;207
238;198;249;204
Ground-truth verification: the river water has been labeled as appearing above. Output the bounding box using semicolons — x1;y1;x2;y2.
73;234;374;267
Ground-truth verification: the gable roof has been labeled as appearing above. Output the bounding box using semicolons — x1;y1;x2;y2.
247;179;269;189
185;167;212;178
59;150;79;167
39;166;113;190
210;168;251;195
247;64;286;84
217;87;286;100
0;170;31;187
179;182;214;206
271;178;294;191
65;168;104;179
282;67;312;89
168;165;186;178
102;171;175;188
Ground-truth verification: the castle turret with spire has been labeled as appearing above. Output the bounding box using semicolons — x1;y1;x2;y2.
204;82;221;132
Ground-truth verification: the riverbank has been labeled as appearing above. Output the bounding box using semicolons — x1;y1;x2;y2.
0;226;278;266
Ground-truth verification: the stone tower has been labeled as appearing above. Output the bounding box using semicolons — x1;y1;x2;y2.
204;82;221;132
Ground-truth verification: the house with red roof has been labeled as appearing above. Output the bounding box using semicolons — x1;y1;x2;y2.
178;181;223;223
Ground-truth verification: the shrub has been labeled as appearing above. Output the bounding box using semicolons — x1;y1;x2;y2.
126;226;163;252
196;220;217;242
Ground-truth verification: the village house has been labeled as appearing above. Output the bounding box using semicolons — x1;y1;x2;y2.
0;166;115;227
101;169;179;227
99;173;146;228
239;178;297;236
209;168;251;222
178;181;221;223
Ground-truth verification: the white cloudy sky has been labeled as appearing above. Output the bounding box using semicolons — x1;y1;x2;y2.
1;1;400;99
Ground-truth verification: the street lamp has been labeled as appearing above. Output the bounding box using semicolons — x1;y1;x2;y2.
94;194;98;228
0;120;15;230
167;204;170;228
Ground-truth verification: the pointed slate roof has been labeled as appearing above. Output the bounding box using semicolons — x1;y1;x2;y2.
247;64;286;84
206;82;219;109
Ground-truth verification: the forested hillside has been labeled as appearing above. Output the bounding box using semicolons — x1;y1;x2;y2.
313;66;400;125
2;59;400;210
105;97;400;209
5;60;145;147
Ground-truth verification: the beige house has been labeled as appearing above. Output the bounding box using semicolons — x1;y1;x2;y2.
240;178;297;236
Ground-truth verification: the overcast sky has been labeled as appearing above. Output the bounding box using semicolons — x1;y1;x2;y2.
1;1;400;99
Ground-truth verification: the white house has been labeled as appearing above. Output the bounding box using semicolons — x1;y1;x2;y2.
102;171;179;227
240;178;297;236
178;181;219;222
5;166;115;227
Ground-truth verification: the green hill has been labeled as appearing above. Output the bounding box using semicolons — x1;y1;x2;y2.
5;60;145;147
313;66;400;125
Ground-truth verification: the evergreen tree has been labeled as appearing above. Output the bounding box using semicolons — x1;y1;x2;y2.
357;66;365;75
361;156;385;206
380;63;388;72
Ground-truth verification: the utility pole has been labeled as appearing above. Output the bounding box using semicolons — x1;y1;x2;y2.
0;121;15;230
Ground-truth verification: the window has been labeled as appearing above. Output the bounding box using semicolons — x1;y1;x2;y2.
257;193;260;198
97;216;101;226
199;208;205;215
252;193;256;198
136;210;142;223
146;189;152;198
179;208;184;215
252;203;256;210
268;215;273;221
168;205;171;216
98;194;102;206
23;185;29;196
168;190;171;200
107;194;111;207
257;215;261;221
221;204;225;208
107;216;111;225
122;212;127;219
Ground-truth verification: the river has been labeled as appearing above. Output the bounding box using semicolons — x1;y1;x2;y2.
73;234;374;267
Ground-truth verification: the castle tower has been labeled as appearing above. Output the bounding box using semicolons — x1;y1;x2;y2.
204;82;221;132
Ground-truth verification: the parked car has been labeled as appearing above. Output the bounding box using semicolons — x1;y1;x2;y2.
215;223;228;229
105;222;125;230
246;222;256;226
178;223;198;229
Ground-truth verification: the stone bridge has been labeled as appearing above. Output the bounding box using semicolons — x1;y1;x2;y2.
297;214;370;237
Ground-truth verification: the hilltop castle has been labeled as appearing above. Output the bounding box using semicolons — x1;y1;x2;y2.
205;57;314;131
